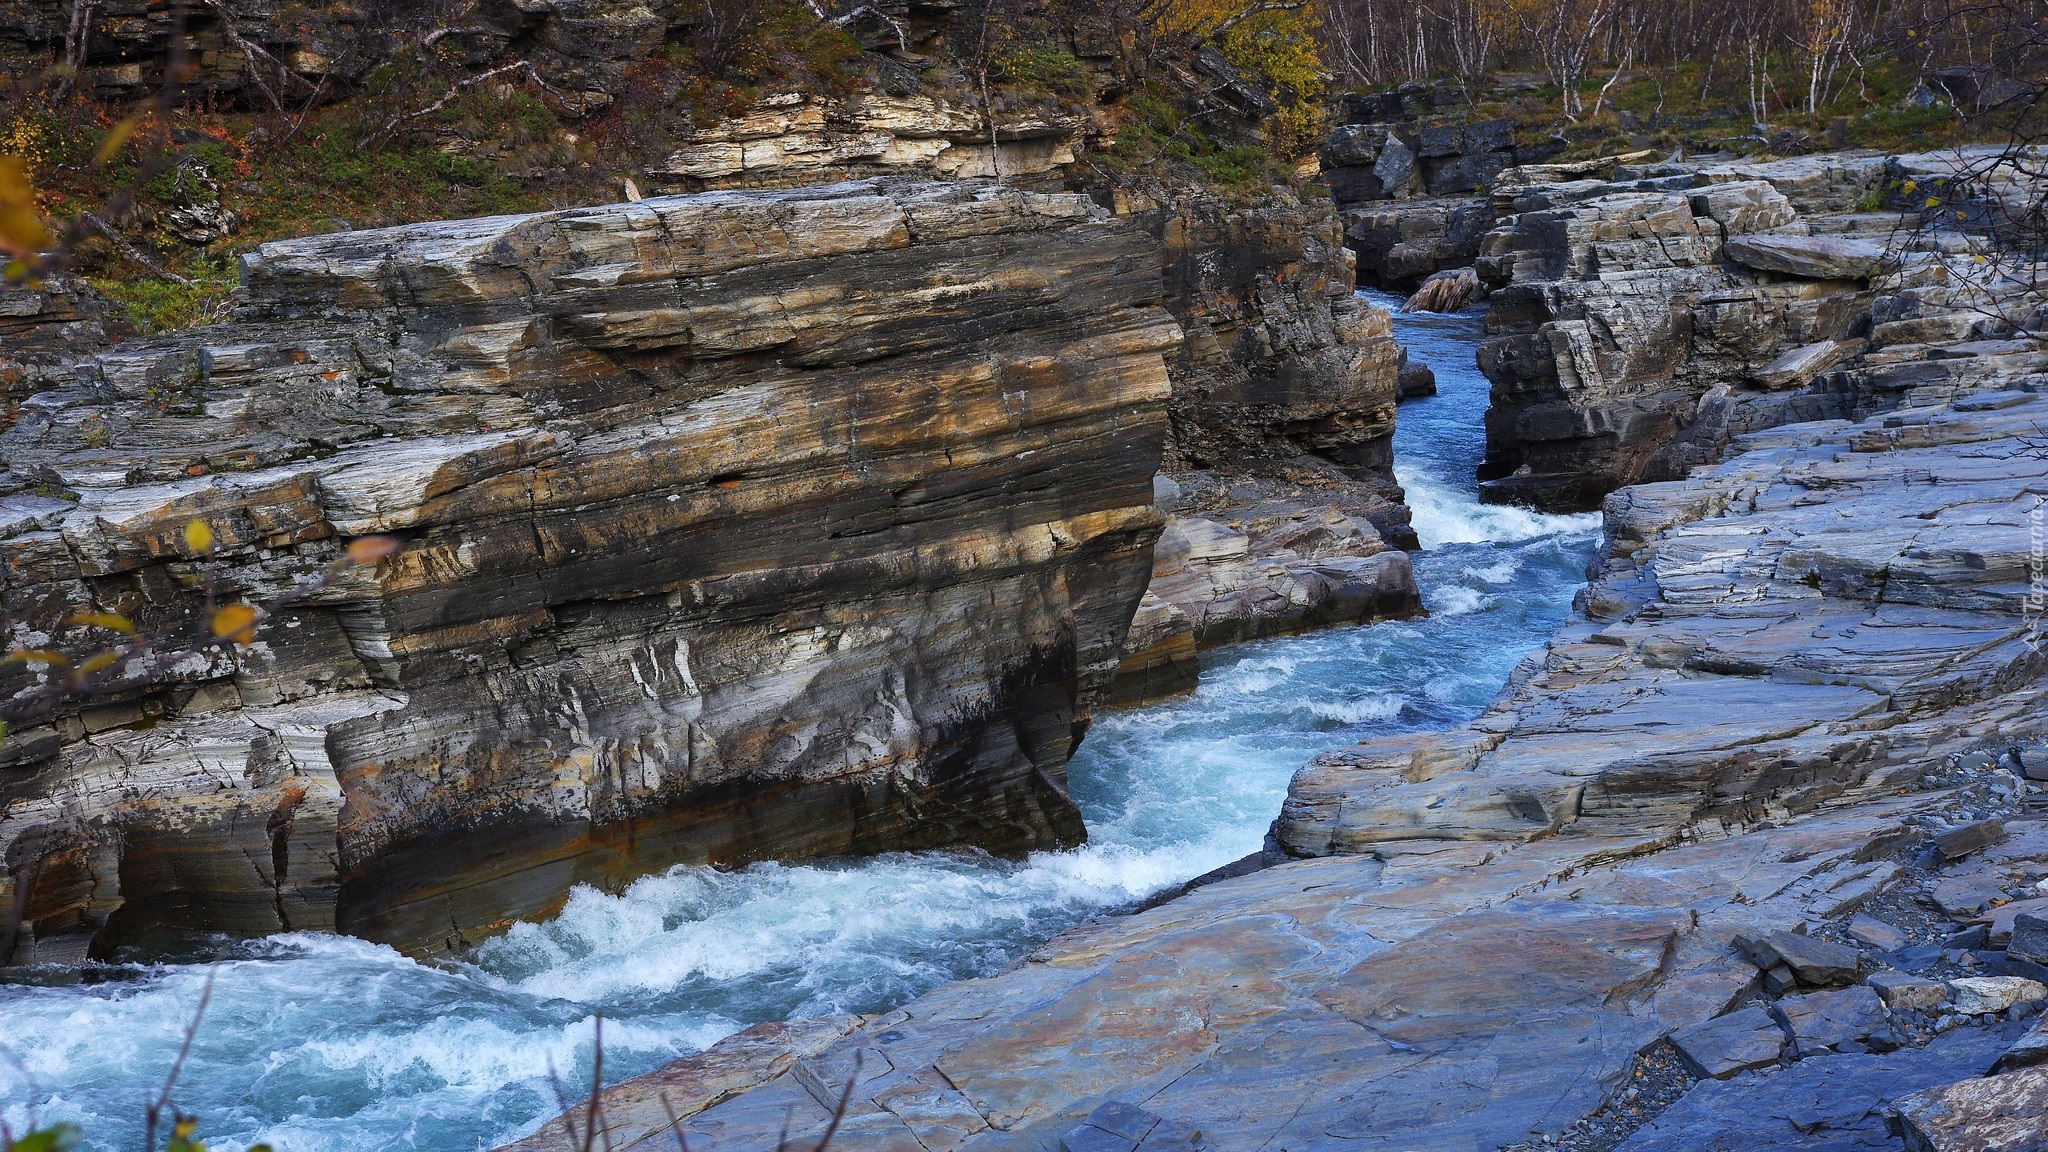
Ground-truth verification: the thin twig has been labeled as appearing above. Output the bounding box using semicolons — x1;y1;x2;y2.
143;967;217;1151
658;1092;691;1152
358;60;573;149
82;212;192;284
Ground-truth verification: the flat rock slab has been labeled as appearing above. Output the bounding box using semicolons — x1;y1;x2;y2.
1870;970;1951;1011
1847;913;1911;952
1774;986;1893;1056
1933;871;2009;918
1725;233;1889;278
1739;930;1864;987
1670;1006;1788;1079
1898;1062;2048;1152
1934;820;2008;863
1616;1028;2015;1152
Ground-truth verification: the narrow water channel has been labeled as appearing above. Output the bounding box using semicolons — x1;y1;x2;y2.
0;290;1599;1152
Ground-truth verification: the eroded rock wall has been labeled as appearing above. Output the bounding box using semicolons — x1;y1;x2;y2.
1105;188;1422;700
0;179;1181;963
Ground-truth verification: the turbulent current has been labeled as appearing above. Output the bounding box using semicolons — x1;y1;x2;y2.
0;291;1600;1152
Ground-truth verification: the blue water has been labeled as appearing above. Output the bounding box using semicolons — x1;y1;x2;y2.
0;291;1599;1152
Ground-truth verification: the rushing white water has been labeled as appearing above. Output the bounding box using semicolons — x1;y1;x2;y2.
0;289;1600;1152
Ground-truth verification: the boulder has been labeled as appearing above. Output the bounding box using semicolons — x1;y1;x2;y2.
1997;1015;2048;1071
1947;976;2048;1015
1724;234;1889;279
2013;913;2048;966
1402;267;1480;313
1749;338;1861;390
1984;900;2048;950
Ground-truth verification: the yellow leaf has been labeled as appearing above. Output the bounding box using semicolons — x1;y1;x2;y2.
1926;196;1941;208
345;535;400;565
1900;179;1917;194
65;611;135;634
75;651;121;675
184;518;215;554
0;155;52;260
5;648;70;668
210;603;259;644
94;114;144;165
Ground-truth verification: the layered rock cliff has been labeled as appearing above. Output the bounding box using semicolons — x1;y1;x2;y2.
0;179;1182;964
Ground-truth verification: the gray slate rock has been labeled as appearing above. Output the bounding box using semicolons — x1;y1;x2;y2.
1773;986;1894;1056
1870;970;1950;1011
1615;1028;2014;1152
1740;931;1865;987
1934;819;2008;863
1670;1006;1788;1079
2012;913;2048;966
1847;914;1910;952
1998;1014;2048;1071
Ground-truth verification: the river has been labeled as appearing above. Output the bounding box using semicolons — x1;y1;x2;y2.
0;290;1600;1152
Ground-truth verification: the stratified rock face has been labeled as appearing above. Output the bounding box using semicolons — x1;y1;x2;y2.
1471;169;1849;510
648;92;1089;192
1139;192;1407;508
0;179;1181;963
1279;392;2048;858
0;274;130;423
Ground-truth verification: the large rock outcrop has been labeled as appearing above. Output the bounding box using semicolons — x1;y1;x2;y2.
0;179;1182;964
1461;146;2048;511
1281;390;2048;856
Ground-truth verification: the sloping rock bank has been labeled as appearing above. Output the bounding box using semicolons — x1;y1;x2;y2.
514;342;2048;1148
0;179;1182;963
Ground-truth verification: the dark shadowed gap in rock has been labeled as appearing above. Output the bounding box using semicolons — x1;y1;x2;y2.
0;293;1597;1152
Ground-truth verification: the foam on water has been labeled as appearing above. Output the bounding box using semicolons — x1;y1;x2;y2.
0;288;1601;1152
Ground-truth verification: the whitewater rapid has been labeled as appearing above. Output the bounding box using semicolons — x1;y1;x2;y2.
0;290;1600;1152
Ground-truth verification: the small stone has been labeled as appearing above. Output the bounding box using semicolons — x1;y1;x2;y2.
1932;819;2007;863
1870;970;1950;1010
1896;1063;2048;1151
1847;913;1911;952
1668;1006;1788;1080
1947;976;2048;1015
